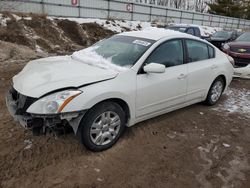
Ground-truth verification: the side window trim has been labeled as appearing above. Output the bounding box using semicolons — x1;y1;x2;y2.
137;38;186;74
208;44;216;59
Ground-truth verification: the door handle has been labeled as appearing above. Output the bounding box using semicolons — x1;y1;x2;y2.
178;74;187;79
211;65;218;69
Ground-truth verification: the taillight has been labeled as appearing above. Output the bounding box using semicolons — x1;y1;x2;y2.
226;55;235;66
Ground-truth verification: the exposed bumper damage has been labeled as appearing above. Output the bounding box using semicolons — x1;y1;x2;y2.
5;87;85;135
233;64;250;79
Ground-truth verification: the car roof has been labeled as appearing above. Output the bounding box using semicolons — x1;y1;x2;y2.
119;28;192;41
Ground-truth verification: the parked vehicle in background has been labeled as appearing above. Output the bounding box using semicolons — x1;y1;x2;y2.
167;25;202;38
234;64;250;79
207;30;238;49
223;32;250;67
6;29;234;151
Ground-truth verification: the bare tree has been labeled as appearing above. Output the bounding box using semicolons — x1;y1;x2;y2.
194;0;213;13
170;0;186;9
124;0;214;12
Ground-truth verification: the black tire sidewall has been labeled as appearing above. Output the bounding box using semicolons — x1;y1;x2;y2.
80;102;126;152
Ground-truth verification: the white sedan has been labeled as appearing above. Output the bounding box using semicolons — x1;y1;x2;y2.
6;29;234;151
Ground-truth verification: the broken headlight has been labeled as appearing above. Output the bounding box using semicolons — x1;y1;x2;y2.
27;90;82;114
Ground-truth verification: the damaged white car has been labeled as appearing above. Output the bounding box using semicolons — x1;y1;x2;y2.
6;29;233;151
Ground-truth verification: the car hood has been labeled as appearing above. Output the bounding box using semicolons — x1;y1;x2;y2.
229;41;250;47
13;56;118;98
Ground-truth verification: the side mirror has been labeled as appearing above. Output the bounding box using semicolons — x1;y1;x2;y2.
143;63;165;74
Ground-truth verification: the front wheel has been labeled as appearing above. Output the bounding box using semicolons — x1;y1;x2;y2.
80;102;126;152
205;77;225;105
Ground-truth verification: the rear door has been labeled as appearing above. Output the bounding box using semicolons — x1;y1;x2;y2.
185;39;216;101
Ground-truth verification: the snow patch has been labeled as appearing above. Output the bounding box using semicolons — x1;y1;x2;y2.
35;45;43;53
12;14;22;21
0;13;11;27
24;139;32;150
52;17;222;37
53;17;152;33
222;143;231;148
23;17;32;20
212;87;250;116
72;46;129;72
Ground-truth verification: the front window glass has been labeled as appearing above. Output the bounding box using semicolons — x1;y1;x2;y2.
72;35;155;69
235;32;250;42
145;40;183;67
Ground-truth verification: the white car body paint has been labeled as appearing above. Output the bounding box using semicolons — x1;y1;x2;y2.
234;64;250;79
11;29;234;130
13;56;118;98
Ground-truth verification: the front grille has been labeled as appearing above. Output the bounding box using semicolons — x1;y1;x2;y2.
230;46;250;53
10;87;38;115
233;57;250;67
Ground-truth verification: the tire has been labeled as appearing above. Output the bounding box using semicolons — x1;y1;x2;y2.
80;101;126;152
205;77;225;106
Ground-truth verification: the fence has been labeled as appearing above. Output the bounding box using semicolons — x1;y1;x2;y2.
1;0;250;30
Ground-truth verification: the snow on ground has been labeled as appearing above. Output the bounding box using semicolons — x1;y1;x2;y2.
0;13;11;27
1;13;222;37
24;139;32;150
213;87;250;116
55;17;223;37
54;17;152;33
0;13;32;26
200;25;221;37
11;14;22;21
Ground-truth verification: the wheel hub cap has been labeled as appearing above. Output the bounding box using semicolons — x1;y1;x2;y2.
211;81;223;102
90;111;121;146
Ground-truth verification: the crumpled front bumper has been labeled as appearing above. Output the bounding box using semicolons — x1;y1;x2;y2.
5;88;86;134
5;90;34;129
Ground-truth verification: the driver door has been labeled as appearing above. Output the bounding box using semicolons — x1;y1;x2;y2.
136;39;188;118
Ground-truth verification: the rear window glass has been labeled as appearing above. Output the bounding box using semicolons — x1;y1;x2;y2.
186;40;209;62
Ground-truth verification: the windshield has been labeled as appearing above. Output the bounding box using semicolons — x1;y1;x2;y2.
236;32;250;42
72;35;154;71
168;27;187;33
212;31;232;38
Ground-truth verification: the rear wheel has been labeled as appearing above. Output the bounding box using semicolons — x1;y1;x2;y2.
80;101;126;152
205;77;225;105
